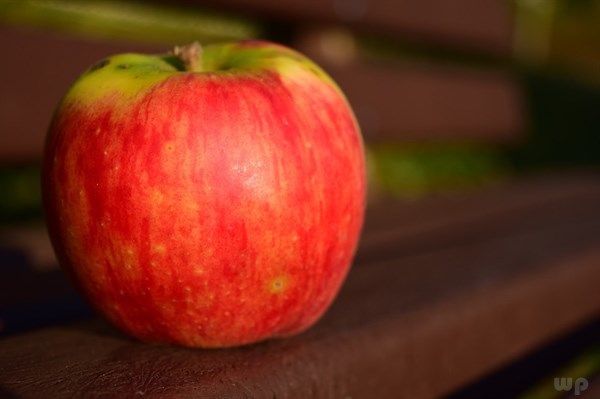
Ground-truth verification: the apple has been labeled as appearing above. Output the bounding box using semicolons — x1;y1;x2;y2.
42;41;366;348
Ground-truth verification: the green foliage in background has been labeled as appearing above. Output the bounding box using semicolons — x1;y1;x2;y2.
514;0;600;85
518;345;600;399
510;70;600;170
368;144;510;198
0;0;262;45
0;165;43;225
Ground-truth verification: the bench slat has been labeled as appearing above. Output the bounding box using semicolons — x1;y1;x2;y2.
1;173;600;398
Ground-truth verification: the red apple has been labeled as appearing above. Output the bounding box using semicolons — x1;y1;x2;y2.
42;41;366;348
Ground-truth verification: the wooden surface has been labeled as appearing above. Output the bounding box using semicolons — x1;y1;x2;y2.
296;30;524;142
578;375;600;398
0;26;163;162
196;0;514;56
1;172;600;398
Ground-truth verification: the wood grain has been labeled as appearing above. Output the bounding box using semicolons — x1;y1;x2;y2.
1;173;600;398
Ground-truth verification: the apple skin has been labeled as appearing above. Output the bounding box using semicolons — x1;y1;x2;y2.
42;41;366;348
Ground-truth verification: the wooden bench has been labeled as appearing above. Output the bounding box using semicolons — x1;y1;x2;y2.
2;1;600;397
2;172;600;398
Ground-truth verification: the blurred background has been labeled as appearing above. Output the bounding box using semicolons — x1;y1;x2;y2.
1;0;600;397
2;0;600;221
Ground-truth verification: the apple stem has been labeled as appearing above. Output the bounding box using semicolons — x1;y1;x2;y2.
173;42;203;72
